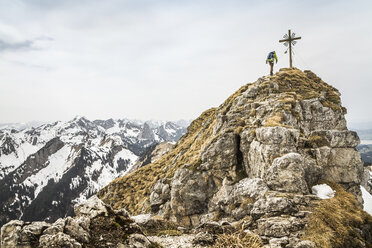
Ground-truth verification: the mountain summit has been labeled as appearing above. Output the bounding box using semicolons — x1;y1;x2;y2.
1;68;371;248
98;68;371;247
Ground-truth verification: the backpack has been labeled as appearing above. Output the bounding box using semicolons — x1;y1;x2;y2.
267;52;274;60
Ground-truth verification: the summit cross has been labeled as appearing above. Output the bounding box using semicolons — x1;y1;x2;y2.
279;29;301;68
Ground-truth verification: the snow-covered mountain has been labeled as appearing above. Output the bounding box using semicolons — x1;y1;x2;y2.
0;116;187;227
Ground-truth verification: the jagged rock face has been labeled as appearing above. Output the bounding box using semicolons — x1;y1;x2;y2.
137;69;363;225
0;117;186;230
98;69;370;247
0;196;154;248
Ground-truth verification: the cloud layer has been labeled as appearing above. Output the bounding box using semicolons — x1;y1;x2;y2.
0;0;371;128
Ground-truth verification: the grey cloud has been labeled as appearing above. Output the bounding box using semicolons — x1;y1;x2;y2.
0;40;34;52
10;60;53;71
0;36;54;53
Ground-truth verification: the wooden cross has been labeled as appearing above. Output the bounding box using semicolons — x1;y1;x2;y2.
279;29;301;68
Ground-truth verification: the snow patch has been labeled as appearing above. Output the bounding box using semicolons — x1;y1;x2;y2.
361;186;372;216
0;137;41;178
23;145;74;198
311;184;335;199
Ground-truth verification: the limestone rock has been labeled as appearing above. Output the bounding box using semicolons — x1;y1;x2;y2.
255;126;300;146
39;232;82;248
64;217;90;243
265;153;309;194
233;178;269;200
246;140;297;178
127;233;152;248
208;178;268;221
43;218;66;235
170;168;210;220
1;195;155;248
269;236;289;248
0;220;50;248
257;217;292;238
310;130;360;148
1;220;24;248
251;196;297;219
294;240;316;248
322;148;363;184
74;195;109;219
150;178;171;213
192;232;215;246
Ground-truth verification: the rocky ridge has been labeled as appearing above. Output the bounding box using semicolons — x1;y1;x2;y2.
98;68;372;247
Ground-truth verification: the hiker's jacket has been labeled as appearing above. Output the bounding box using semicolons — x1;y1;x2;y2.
266;52;278;63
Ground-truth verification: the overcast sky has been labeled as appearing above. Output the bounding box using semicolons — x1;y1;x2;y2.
0;0;371;128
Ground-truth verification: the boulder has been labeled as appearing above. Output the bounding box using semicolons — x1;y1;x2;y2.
208;178;268;220
255;127;300;146
233;178;269;200
170;168;210;220
0;220;50;248
39;232;82;248
150;178;171;213
310;130;360;148
269;236;289;248
294;240;316;248
127;233;152;248
246;141;297;178
74;195;109;219
264;153;309;194
192;232;215;246
251;196;297;219
257;217;292;238
201;132;237;171
322;148;363;184
43;218;66;235
64;217;90;244
1;220;24;248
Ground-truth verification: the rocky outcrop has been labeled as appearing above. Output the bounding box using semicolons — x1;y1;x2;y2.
0;196;154;248
97;68;371;247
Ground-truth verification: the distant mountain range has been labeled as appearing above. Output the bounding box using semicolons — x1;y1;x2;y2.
358;144;372;165
0;116;188;228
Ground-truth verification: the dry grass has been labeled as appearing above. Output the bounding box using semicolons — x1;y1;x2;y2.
303;182;372;248
97;107;218;214
157;230;182;237
307;135;330;148
211;230;263;248
275;69;342;111
264;112;284;127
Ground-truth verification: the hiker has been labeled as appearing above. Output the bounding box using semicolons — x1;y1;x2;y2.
266;51;278;76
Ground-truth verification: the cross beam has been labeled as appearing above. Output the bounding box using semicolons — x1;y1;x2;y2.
279;29;301;68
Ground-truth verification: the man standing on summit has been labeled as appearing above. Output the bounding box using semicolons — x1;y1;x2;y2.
266;51;278;76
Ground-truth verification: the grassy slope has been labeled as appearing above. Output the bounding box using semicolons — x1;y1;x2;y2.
303;182;372;248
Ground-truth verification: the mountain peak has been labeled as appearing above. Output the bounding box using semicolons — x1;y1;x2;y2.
98;69;371;247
